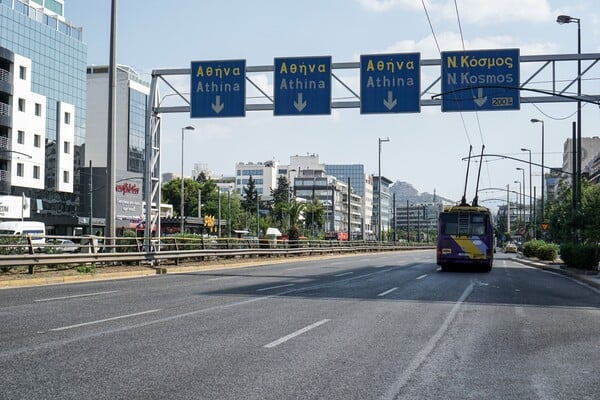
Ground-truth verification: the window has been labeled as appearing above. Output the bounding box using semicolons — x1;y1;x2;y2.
34;134;41;148
33;166;40;179
64;112;71;125
16;163;24;177
35;103;42;116
63;141;70;154
63;171;69;183
18;98;25;112
17;130;24;145
19;66;26;80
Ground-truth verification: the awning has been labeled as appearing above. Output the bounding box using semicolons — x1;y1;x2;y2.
266;227;282;236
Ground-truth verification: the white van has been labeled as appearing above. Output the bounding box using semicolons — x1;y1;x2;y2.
0;221;46;246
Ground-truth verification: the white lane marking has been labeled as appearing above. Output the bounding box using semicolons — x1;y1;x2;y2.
375;264;389;268
256;283;295;292
207;276;237;281
416;274;428;280
334;272;354;277
264;319;331;348
378;287;399;297
436;267;442;271
48;309;161;332
384;282;474;400
35;291;119;302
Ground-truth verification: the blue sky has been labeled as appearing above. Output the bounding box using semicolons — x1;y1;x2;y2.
66;0;600;207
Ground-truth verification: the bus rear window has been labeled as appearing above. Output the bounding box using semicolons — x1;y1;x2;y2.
440;213;487;236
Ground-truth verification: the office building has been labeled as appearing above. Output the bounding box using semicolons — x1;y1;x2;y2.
82;65;149;233
373;176;392;239
0;0;86;234
325;163;373;238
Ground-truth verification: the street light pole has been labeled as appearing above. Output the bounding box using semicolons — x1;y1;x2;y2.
514;180;522;232
517;167;526;236
557;14;582;234
520;148;532;237
530;118;544;222
180;125;195;233
378;137;390;242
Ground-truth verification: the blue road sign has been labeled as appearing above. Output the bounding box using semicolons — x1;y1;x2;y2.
190;59;246;118
441;49;520;112
274;56;331;116
360;53;421;114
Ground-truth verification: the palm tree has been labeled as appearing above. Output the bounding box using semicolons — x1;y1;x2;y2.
281;199;305;244
304;198;325;237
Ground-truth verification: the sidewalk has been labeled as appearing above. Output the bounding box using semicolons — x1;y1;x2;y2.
513;255;600;290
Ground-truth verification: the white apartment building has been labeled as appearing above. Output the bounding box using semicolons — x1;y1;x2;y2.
234;160;279;199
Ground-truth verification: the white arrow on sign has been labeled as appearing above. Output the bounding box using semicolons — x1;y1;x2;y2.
383;91;397;110
294;92;307;112
474;88;488;107
211;95;225;114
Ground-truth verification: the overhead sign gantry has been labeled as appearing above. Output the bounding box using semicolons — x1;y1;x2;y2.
144;50;600;242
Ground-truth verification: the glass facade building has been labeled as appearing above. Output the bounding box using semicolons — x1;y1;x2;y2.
127;88;146;174
0;0;87;233
325;164;366;196
84;65;149;233
0;1;85;147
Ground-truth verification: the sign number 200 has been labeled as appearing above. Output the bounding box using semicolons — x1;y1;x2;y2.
492;97;514;107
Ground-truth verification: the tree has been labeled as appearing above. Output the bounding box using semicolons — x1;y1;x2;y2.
304;198;325;235
581;181;600;244
271;176;291;228
545;178;600;244
242;176;258;213
281;199;306;242
161;178;201;217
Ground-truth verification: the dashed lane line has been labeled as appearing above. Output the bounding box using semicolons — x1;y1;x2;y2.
264;319;331;348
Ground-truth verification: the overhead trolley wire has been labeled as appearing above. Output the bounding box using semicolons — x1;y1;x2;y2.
421;0;473;147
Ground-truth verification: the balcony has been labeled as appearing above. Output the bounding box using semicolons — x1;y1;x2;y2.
0;68;12;95
0;168;8;194
0;102;10;127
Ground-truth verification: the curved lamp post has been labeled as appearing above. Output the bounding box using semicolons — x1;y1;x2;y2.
557;15;582;213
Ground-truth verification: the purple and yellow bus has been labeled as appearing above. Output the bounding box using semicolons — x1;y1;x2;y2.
436;204;494;272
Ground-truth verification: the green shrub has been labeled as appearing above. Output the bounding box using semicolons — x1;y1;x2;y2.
522;240;545;258
76;264;96;274
560;243;599;270
115;229;138;253
537;243;559;261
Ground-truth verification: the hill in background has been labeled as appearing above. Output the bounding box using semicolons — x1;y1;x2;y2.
389;181;455;205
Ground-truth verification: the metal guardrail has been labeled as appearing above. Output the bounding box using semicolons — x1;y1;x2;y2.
0;235;434;273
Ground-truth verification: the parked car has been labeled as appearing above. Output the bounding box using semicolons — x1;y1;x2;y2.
503;242;518;253
48;239;80;253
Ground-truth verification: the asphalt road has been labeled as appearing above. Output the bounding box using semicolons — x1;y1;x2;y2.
1;250;598;400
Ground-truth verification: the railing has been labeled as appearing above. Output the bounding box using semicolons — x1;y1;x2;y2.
0;102;9;116
0;68;9;82
0;235;435;274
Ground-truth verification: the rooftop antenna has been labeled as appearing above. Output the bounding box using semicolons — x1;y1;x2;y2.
472;145;485;207
460;145;472;206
